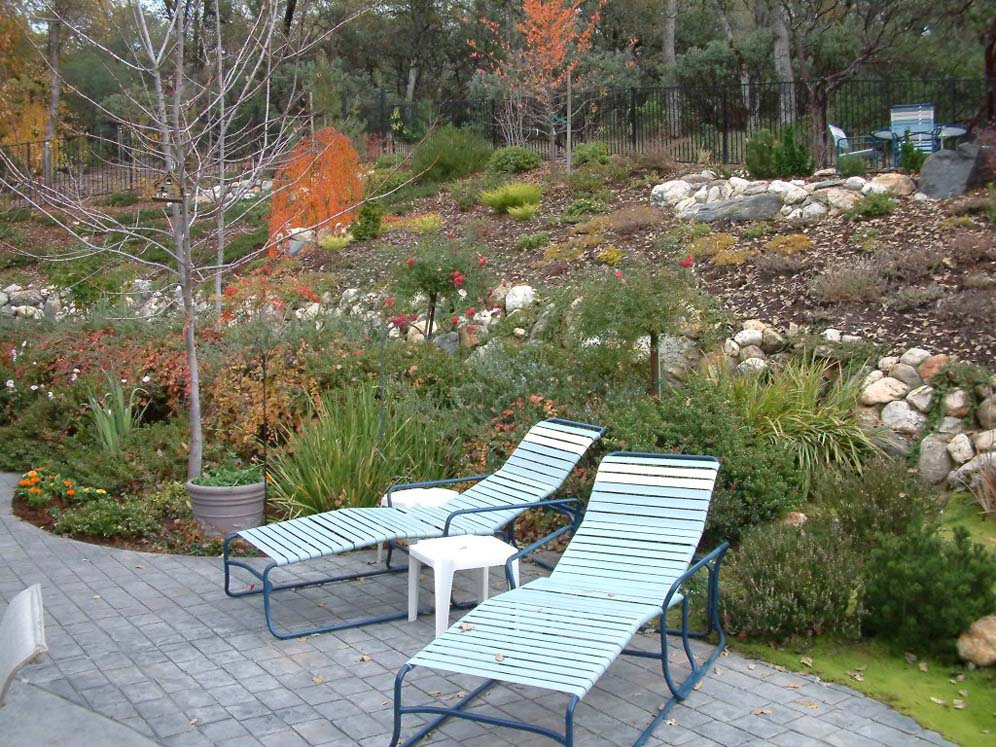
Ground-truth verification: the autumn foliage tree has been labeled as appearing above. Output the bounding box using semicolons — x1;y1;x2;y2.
470;1;603;151
269;127;363;246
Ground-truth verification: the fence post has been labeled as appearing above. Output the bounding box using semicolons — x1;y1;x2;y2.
629;87;638;152
491;99;498;148
721;85;729;164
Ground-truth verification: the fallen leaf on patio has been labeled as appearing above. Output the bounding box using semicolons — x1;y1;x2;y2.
247;584;256;592
904;652;918;665
134;565;144;570
929;697;946;705
752;709;771;716
847;671;864;682
785;683;802;689
953;700;966;710
773;665;786;672
459;623;474;632
800;657;813;667
799;701;820;709
358;655;371;663
92;595;101;599
693;681;703;691
747;664;756;670
312;676;323;685
918;662;929;672
456;690;467;699
664;718;677;726
720;649;729;657
495;653;505;663
189;719;199;726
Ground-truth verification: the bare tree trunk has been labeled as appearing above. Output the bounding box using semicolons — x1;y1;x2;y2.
984;15;996;121
43;19;62;183
662;0;677;68
771;1;796;125
808;84;831;167
213;0;226;319
566;72;573;173
713;0;753;128
405;64;418;102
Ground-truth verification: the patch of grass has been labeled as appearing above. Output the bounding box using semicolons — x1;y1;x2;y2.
853;228;881;253
940;491;996;554
318;234;352;251
224;225;269;262
732;637;996;747
560;198;610;224
886;284;945;311
385;213;444;234
963;272;996;290
741;221;774;240
507;202;539;221
689;232;735;258
575;205;661;236
0;223;26;246
481;182;542;214
0;207;32;223
515;232;550;251
941;216;977;230
847;192;897;221
102;191;141;208
809;261;885;304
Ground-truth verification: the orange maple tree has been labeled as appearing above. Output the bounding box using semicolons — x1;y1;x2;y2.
268;127;362;248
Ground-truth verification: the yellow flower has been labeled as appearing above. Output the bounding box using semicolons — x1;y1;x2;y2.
95;489;107;494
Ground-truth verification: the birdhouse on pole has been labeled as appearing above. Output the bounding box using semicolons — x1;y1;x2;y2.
153;172;184;203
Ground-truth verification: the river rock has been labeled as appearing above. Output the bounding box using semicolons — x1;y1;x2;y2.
944;389;971;417
650;180;693;206
938;416;966;435
868;173;917;196
433;331;459;354
881;400;927;435
889;363;923;388
899;347;932;367
9;289;43;306
860;377;910;405
733;328;763;347
948;452;996;488
919;143;994;199
974;430;996;453
957;615;996;667
761;328;785;354
505;285;535;312
739;345;766;361
863;370;885;388
844;176;866;191
691;193;783;223
780;185;809;205
906;385;935;413
947;433;974;464
459;325;483;349
978;396;996;430
917;353;950;381
877;356;899;372
735;357;767;375
917;434;953;484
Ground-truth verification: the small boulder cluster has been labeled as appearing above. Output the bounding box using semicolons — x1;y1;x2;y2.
857;347;996;487
650;169;919;224
0;284;71;321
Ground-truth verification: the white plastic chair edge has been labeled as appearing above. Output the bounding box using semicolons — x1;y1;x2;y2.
0;584;47;707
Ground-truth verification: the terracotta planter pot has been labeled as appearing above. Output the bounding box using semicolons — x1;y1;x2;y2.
186;481;266;536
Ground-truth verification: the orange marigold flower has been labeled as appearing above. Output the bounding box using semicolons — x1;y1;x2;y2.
27;470;37;477
27;487;42;494
66;489;76;496
63;479;74;487
18;479;30;487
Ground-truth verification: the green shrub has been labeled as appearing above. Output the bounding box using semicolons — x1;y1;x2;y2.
488;146;541;174
515;232;549;251
269;386;458;515
898;133;928;172
812;460;938;549
560;198;609;223
54;496;162;538
710;357;879;492
607;376;802;543
365;168;414;198
318;234;351;251
773;127;815;178
745;129;778;179
507;202;539;221
564;168;608;197
411;125;492;183
863;527;996;661
573;142;609;166
480;182;542;213
191;465;263;487
224;225;269;262
847;192;897;221
448;173;503;212
351;201;383;241
725;520;862;639
740;221;773;240
838;155;866;178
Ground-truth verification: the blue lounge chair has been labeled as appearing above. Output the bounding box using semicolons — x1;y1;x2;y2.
828;124;879;165
890;103;937;165
223;418;604;638
390;451;727;747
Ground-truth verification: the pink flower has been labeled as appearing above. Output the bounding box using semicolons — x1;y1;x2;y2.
478;256;488;267
614;270;624;279
451;315;459;325
406;257;415;267
445;231;456;239
466;307;476;318
383;296;396;308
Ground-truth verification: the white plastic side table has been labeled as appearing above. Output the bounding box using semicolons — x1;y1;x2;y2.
407;535;520;638
376;487;460;564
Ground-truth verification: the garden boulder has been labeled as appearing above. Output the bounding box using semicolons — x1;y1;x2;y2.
867;173;916;196
691;193;782;223
978;396;996;430
957;615;996;667
916;434;952;484
860;377;910;406
918;143;993;199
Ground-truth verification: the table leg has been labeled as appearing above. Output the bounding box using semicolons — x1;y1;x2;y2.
407;557;421;623
479;566;490;604
434;563;455;638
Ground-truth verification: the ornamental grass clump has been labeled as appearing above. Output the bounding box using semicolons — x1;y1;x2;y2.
87;375;148;456
480;182;542;214
269;386;457;516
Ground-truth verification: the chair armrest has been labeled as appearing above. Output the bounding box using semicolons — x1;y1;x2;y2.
442;496;584;536
384;474;491;506
661;542;730;613
503;522;576;589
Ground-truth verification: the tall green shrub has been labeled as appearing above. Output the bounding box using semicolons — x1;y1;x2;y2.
411;125;492;183
773;127;815;178
745;129;777;179
488;146;541;174
269;386;458;516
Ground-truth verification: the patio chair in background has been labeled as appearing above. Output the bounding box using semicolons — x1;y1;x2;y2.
890;103;937;164
390;451;728;747
828;124;880;165
223;418;604;638
0;584;46;707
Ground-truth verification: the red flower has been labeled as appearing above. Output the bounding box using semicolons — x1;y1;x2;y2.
406;257;416;267
451;316;459;325
390;314;410;331
679;253;695;268
383;296;396;308
445;231;457;239
478;256;488;267
466;307;476;318
452;271;465;288
614;270;623;279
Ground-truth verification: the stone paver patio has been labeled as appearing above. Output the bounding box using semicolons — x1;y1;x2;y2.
0;474;954;747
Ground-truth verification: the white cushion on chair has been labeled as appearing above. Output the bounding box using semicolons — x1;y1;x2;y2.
380;487;459;509
0;584;46;707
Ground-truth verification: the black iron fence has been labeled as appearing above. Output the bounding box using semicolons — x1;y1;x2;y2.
362;77;989;165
